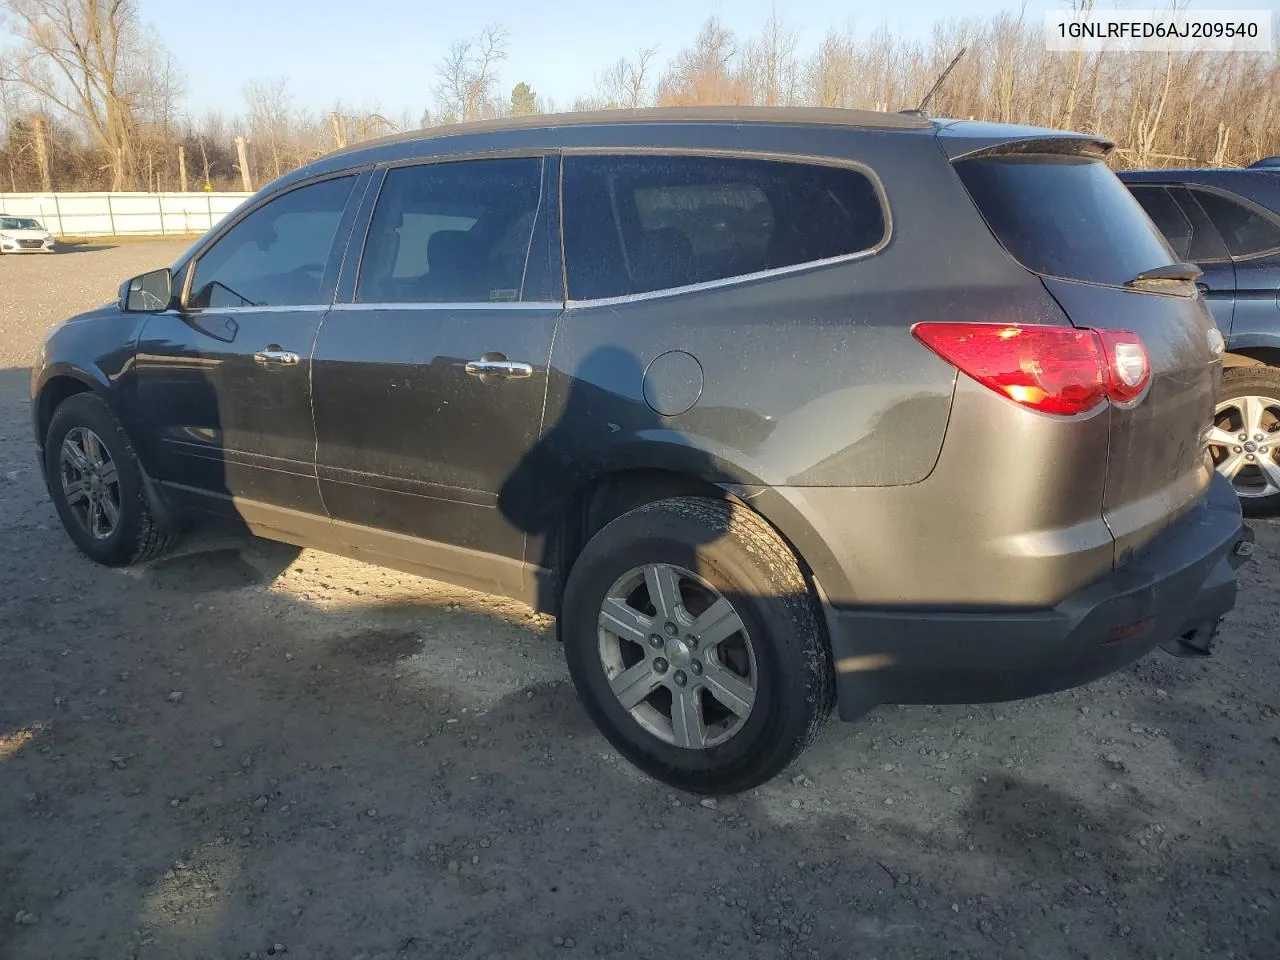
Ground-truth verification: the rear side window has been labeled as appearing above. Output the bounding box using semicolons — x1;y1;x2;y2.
562;154;885;300
1188;188;1280;258
955;154;1175;287
357;157;544;303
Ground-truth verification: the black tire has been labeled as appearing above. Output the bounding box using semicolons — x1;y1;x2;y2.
561;496;834;794
1214;366;1280;516
45;392;178;566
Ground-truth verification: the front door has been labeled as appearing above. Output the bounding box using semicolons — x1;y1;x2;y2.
135;173;365;521
311;155;562;596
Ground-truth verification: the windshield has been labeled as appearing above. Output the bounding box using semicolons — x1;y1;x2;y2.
1;216;43;231
954;153;1177;287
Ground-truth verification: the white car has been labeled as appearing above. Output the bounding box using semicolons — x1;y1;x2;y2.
0;216;57;254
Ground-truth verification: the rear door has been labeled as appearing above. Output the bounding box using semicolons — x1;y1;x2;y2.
1185;185;1280;347
1129;183;1236;333
310;154;562;593
954;149;1222;564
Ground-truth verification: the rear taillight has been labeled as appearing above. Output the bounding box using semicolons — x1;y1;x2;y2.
1094;328;1151;405
912;323;1150;416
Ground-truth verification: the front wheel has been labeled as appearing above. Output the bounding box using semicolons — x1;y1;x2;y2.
560;497;833;794
45;392;178;566
1209;366;1280;516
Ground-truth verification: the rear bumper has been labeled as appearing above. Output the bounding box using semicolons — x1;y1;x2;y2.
824;472;1252;719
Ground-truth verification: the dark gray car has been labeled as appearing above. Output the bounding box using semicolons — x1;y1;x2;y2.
30;108;1252;792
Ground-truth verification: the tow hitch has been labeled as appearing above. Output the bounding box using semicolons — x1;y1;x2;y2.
1160;525;1254;659
1162;620;1220;658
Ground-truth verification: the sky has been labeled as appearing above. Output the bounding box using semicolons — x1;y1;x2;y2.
138;0;1060;121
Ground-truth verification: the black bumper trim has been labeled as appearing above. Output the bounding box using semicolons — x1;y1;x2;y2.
824;474;1251;719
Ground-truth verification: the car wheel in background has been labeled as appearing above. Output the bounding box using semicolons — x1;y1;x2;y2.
45;392;179;565
560;496;834;794
1209;366;1280;515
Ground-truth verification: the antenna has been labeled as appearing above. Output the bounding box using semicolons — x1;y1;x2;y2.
907;46;968;118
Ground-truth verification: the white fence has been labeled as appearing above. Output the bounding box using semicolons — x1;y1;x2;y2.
0;192;252;237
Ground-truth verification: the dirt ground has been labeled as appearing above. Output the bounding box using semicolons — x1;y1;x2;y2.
1;241;1277;960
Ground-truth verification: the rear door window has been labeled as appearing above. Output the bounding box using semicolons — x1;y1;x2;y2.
1130;186;1194;260
357;157;544;303
1169;187;1232;261
1130;184;1231;262
562;154;885;301
954;153;1176;287
1187;188;1280;259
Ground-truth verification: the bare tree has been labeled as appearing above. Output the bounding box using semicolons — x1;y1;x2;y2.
742;4;799;106
657;17;748;106
0;0;179;190
435;24;508;123
243;76;293;180
596;46;658;108
4;6;1280;193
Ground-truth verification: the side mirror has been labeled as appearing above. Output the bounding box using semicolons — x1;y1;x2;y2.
121;268;173;312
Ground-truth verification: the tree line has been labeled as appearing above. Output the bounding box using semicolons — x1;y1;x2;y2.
1;0;1277;194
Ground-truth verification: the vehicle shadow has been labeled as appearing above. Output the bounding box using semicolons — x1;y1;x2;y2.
50;243;118;254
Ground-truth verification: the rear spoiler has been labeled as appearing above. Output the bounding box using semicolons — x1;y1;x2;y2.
934;123;1114;163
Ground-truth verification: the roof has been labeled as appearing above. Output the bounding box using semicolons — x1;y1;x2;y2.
327;106;933;160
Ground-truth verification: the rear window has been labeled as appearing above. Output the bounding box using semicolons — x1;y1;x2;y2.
563;154;885;301
955;154;1176;287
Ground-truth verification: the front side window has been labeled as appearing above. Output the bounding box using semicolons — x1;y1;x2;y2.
562;154;886;301
1189;188;1280;258
187;176;356;309
356;157;544;303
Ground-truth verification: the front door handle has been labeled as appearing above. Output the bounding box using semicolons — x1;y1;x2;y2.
465;356;534;380
253;346;300;366
1196;281;1210;295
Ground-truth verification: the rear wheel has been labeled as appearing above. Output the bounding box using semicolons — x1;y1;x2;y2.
560;497;833;794
45;393;178;565
1209;367;1280;515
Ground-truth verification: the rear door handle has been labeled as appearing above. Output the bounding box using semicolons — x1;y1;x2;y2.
465;357;534;379
253;346;300;366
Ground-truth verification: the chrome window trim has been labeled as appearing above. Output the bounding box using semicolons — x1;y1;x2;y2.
564;246;882;310
330;301;557;312
557;147;892;307
192;304;333;314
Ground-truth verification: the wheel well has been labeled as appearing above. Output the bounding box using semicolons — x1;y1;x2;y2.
542;469;814;616
37;376;92;443
1224;348;1280;370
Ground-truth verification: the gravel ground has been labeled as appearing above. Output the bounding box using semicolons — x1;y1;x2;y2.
1;241;1278;960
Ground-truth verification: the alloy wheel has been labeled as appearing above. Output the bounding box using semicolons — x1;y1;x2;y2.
597;563;757;749
1208;394;1280;500
59;426;122;540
